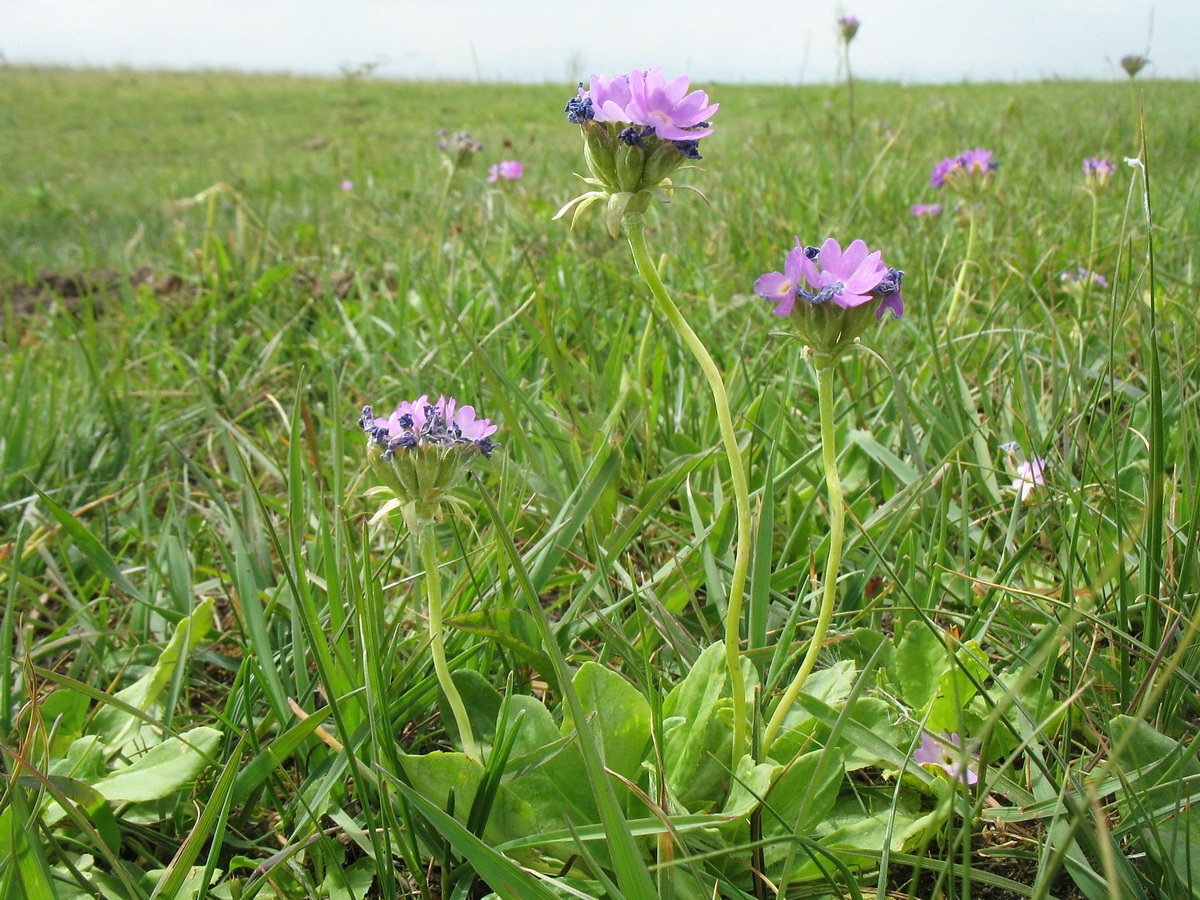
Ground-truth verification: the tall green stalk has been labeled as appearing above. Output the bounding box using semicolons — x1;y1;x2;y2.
623;211;752;765
761;360;843;757
945;209;978;326
1087;191;1101;276
420;525;478;762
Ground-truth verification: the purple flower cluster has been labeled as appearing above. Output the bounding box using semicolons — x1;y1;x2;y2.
1082;157;1115;179
837;15;860;41
361;395;498;460
931;148;997;188
910;203;942;217
565;68;717;150
755;237;903;321
1082;156;1116;192
1060;267;1108;289
438;130;485;169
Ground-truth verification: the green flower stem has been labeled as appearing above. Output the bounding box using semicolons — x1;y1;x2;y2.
432;162;456;277
761;361;843;758
623;212;752;765
1087;191;1101;276
844;43;856;149
420;525;479;762
945;208;978;326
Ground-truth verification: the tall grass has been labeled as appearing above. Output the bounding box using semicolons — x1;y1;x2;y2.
2;66;1199;899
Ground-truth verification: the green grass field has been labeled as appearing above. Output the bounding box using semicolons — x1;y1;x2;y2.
3;65;1200;900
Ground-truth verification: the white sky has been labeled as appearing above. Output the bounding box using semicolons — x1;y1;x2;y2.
2;0;1195;83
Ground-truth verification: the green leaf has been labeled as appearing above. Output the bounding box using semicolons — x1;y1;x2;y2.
396;781;567;900
92;726;222;804
92;599;215;754
662;642;726;793
563;662;651;788
319;858;375;900
769;661;858;762
445;609;558;694
398;751;540;850
890;620;947;711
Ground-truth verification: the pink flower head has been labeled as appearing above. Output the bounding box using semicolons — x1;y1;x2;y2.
837;15;860;41
1012;456;1047;500
487;160;524;183
931;148;997;188
799;237;888;309
914;732;978;785
1083;156;1116;193
365;394;498;459
958;148;995;175
340;179;354;191
1082;157;1115;179
755;237;902;319
574;68;717;140
623;67;718;140
582;73;635;124
910;203;943;217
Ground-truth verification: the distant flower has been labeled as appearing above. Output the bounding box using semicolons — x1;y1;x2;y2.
1082;156;1116;193
487;160;524;183
931;148;997;191
910;203;943;217
837;15;860;42
755;237;904;360
914;732;979;785
1011;456;1047;501
438;129;485;170
1120;54;1148;77
361;395;498;531
557;67;717;235
340;179;354;191
1060;267;1108;289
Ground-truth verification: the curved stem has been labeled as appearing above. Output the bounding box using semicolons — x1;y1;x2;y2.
944;208;978;326
761;362;844;757
624;213;752;766
421;525;478;762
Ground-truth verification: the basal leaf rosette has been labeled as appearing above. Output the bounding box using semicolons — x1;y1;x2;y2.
755;237;904;365
360;395;498;532
556;67;718;237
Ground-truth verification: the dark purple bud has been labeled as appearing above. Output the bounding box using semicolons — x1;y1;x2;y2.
617;126;645;147
564;96;595;123
875;268;904;296
803;245;821;259
672;139;702;159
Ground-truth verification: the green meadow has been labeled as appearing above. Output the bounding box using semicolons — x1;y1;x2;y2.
3;65;1200;899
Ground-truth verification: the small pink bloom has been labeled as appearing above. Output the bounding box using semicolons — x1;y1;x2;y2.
340;180;354;191
487;160;524;183
1012;457;1047;500
914;732;978;785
